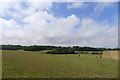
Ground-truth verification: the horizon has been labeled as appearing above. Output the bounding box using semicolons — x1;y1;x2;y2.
1;44;119;48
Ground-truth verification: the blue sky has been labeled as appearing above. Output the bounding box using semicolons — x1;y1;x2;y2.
0;2;118;48
50;2;118;26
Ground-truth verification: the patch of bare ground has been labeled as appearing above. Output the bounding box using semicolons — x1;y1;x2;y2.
103;51;119;60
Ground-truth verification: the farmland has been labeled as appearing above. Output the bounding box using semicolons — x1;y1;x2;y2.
2;50;118;78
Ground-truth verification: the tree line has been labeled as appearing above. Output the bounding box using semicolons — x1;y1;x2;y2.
1;45;120;54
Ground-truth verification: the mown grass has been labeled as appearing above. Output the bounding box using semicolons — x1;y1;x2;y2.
2;50;118;78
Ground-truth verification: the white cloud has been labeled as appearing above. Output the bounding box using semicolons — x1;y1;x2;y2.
0;10;80;46
67;2;85;9
0;2;118;48
0;2;13;17
90;2;113;17
0;2;52;20
76;18;118;47
1;16;117;47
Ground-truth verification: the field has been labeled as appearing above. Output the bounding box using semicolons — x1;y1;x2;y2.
2;50;118;78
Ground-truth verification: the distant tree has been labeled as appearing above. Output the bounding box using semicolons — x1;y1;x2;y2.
2;45;117;54
2;45;24;50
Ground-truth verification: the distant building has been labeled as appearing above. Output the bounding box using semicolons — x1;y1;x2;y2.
75;51;102;54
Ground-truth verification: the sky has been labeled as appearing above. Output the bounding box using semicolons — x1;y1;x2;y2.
0;1;118;48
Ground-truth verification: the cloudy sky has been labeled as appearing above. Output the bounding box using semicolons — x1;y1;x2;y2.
0;1;118;48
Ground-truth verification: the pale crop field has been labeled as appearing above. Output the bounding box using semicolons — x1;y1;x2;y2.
103;51;119;60
2;50;118;78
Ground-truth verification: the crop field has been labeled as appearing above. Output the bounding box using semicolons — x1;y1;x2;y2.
2;50;118;78
103;51;119;60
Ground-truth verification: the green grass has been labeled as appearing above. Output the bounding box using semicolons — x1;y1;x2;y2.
2;50;118;78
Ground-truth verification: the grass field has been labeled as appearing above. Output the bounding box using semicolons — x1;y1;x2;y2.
2;50;118;78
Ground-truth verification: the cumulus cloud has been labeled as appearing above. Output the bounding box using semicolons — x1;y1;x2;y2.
1;12;80;45
76;18;118;47
0;2;118;48
0;2;52;19
67;2;85;9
